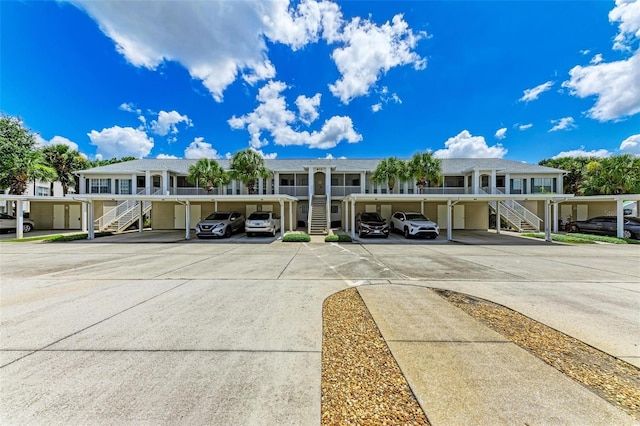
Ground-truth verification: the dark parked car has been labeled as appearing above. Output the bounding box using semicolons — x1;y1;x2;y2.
356;212;389;238
569;216;640;239
195;211;245;238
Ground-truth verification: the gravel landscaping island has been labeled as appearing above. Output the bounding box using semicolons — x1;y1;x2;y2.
321;287;640;423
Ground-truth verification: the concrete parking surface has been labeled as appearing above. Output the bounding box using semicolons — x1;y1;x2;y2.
1;231;639;424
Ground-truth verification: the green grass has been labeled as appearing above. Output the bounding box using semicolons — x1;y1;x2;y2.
522;232;640;244
1;232;113;243
325;234;352;242
282;233;311;242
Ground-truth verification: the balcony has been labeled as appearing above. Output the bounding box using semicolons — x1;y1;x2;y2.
279;186;309;197
331;186;362;197
174;187;222;195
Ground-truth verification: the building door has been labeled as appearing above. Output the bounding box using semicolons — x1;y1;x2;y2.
53;204;65;229
314;172;325;195
174;204;202;229
68;204;81;230
437;204;465;229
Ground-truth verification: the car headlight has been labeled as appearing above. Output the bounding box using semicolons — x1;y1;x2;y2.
213;223;224;229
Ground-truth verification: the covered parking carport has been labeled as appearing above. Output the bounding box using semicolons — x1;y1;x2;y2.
0;194;298;240
341;193;577;242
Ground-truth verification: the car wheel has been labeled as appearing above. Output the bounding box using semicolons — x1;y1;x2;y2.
623;229;632;239
403;227;410;239
23;223;33;233
571;225;580;233
224;226;232;238
384;234;389;239
359;231;364;238
271;228;276;237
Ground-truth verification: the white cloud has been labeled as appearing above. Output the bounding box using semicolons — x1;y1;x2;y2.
518;123;533;130
73;1;424;104
580;49;591;55
519;81;554;102
322;153;346;159
183;137;222;159
328;14;426;103
590;53;604;64
229;80;362;150
295;93;321;124
434;130;507;158
253;148;278;159
150;110;192;136
371;103;383;113
552;148;611;159
620;134;640;154
156;154;179;159
609;0;640;51
35;135;80;152
548;117;577;132
562;49;640;121
87;126;154;159
119;102;139;113
494;128;507;140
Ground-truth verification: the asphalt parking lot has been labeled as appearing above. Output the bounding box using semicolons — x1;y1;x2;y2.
1;231;639;424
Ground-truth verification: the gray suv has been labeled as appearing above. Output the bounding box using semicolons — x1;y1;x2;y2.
195;211;245;238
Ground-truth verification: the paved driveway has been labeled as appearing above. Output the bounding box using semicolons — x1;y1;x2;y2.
1;232;639;424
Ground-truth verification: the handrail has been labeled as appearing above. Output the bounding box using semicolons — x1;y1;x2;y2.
481;188;541;231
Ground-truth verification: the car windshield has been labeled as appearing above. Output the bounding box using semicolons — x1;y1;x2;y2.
406;214;428;221
249;212;270;220
361;213;383;221
205;213;231;220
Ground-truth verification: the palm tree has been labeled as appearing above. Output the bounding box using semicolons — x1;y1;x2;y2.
580;155;640;195
371;157;409;193
229;149;271;195
42;144;88;195
408;151;442;194
7;149;57;195
187;158;230;194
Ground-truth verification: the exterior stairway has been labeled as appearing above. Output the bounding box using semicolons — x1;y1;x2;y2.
308;195;328;235
95;196;153;233
489;199;541;232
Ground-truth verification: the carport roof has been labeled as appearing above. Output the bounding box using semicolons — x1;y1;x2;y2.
76;158;566;175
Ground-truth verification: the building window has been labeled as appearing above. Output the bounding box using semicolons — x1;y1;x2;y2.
331;205;339;214
137;176;145;188
115;179;132;195
444;176;464;187
532;178;553;193
511;179;522;194
36;186;50;196
89;179;111;194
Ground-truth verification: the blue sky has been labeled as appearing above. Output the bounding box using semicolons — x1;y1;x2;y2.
2;0;639;164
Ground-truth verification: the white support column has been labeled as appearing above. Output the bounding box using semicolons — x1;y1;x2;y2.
325;167;331;230
289;199;293;231
258;178;263;195
185;201;191;240
490;170;497;194
557;173;564;193
274;172;280;194
138;201;143;233
16;200;24;239
173;175;178;195
447;199;453;241
162;170;169;195
504;173;511;194
145;170;151;195
232;180;237;195
131;173;137;193
308;168;314;197
360;172;366;194
420;200;424;215
280;200;285;238
350;199;356;239
82;203;88;232
544;199;551;242
553;202;559;233
473;170;480;194
496;200;501;235
88;201;95;240
617;199;624;238
79;175;86;194
344;200;349;233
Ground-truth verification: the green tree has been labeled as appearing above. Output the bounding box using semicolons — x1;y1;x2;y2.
0;114;38;194
371;157;409;192
10;149;57;195
89;156;136;168
229;149;271;195
42;144;88;195
580;155;640;195
187;158;230;194
408;151;442;194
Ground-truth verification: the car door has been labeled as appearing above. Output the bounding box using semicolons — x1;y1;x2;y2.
230;212;243;232
0;213;16;230
602;217;617;235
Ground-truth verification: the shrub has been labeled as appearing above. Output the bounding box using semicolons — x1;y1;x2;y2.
282;233;311;242
325;234;352;242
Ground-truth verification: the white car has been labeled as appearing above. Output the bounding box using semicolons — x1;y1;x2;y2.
245;211;281;237
390;211;439;239
0;213;35;233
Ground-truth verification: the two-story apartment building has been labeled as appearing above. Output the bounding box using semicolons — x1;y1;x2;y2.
62;157;569;234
